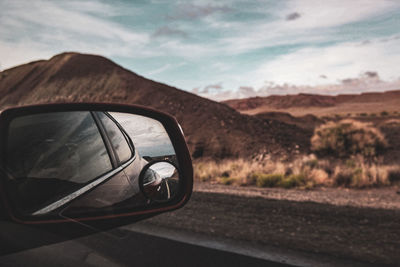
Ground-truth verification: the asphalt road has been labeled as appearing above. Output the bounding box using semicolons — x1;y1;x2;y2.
0;223;288;267
1;187;397;266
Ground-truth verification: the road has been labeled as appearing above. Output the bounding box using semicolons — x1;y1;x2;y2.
134;187;400;266
1;186;399;266
0;223;288;267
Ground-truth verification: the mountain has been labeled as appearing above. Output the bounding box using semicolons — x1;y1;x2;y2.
223;91;400;116
0;52;309;160
255;112;323;131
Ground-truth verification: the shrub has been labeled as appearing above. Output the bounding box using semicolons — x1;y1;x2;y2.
280;174;307;188
311;119;387;159
219;176;240;185
332;160;394;188
388;167;400;184
333;166;354;187
255;173;283;187
380;111;389;116
304;158;319;168
309;168;329;185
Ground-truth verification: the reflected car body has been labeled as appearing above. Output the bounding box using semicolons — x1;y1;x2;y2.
4;111;155;217
68;111;150;210
55;111;170;217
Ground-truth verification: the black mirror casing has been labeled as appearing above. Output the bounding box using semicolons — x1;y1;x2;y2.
0;103;193;225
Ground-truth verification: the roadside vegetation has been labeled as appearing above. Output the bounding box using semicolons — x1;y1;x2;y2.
311;119;387;159
195;119;400;188
194;156;400;188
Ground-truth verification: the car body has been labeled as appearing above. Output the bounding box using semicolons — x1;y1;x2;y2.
0;103;193;223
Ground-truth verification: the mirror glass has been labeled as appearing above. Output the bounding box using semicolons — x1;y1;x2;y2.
141;161;179;202
2;111;180;219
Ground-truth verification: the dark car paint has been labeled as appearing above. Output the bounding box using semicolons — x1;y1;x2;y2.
0;103;193;225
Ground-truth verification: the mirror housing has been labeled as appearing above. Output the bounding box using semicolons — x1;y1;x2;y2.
0;103;193;224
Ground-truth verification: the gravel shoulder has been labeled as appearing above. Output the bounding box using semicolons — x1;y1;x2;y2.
138;183;400;266
194;182;400;210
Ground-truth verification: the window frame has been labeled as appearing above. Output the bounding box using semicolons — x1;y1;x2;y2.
92;111;135;167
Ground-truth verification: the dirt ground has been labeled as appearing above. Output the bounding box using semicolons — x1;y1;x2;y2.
140;183;400;266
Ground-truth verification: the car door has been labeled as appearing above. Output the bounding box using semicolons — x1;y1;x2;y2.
62;112;147;215
4;111;116;216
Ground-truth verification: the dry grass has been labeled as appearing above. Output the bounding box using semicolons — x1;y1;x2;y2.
194;155;400;189
194;118;398;189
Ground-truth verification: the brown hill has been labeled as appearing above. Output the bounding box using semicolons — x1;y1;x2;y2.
0;52;309;160
223;91;400;116
225;94;337;110
255;112;323;131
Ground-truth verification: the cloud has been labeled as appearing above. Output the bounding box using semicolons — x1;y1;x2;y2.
152;26;188;38
257;72;400;96
213;0;400;55
167;3;232;20
194;71;400;101
363;71;378;78
286;12;301;21
147;62;187;76
238;86;256;96
1;0;399;97
280;0;398;29
0;0;151;69
195;85;255;101
205;83;223;90
147;64;173;76
201;82;223;93
252;37;400;87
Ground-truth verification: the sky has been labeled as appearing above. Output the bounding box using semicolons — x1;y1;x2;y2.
1;0;400;100
110;112;175;157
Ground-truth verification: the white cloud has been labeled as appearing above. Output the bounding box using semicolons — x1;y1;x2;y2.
0;0;150;69
0;41;51;71
147;62;187;76
198;72;400;101
258;75;400;96
1;0;399;98
205;0;400;55
252;37;400;87
157;40;216;58
281;0;398;29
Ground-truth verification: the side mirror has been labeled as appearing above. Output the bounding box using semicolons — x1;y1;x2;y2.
0;103;193;224
139;161;180;202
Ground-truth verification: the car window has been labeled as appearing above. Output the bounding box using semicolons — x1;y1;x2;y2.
96;112;132;164
5;111;113;213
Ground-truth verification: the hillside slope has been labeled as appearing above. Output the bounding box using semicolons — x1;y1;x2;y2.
0;52;308;159
223;91;400;116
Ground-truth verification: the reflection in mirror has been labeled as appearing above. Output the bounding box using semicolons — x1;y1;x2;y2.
140;161;179;202
3;111;180;219
109;112;177;163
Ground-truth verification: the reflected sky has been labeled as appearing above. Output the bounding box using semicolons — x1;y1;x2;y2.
110;112;175;157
